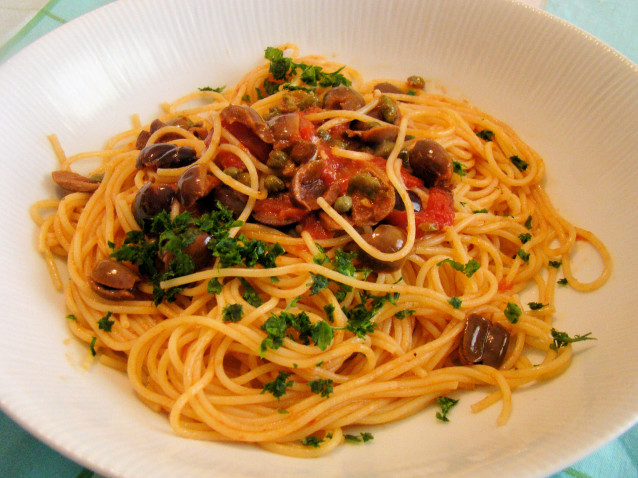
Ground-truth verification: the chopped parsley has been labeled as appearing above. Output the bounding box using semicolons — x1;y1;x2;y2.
516;248;530;263
452;160;467;177
518;233;532;244
89;336;97;357
261;371;293;400
395;309;416;319
549;260;562;269
524;215;533;229
436;397;459;422
476;129;494;141
448;297;462;309
222;304;243;322
241;94;251;102
207;277;222;294
109;204;283;305
97;311;114;332
504;302;522;323
339;291;398;339
198;85;225;92
557;278;569;286
472;208;489;214
550;328;596;351
308;379;334;398
510;155;528;171
437;258;481;278
528;302;548;310
240;278;263;307
301;435;323;447
344;432;374;443
260;310;334;357
263;47;351;95
309;273;329;295
323;304;335;323
66;314;77;321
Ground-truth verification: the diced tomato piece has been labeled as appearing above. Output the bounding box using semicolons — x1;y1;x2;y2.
386;187;454;234
215;150;246;170
298;115;316;141
301;214;333;239
498;279;513;291
252;196;309;224
371;157;424;188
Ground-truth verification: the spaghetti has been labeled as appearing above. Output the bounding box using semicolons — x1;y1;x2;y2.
31;44;611;457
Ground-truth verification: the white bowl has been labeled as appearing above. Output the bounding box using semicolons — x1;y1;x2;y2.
0;0;636;476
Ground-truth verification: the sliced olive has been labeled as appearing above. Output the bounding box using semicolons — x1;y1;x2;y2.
209;185;248;218
459;314;510;369
408;139;453;188
482;322;510;368
176;164;216;208
289;139;318;164
394;190;422;212
51;170;100;193
357;224;406;272
290;160;338;211
220;105;274;162
374;82;404;94
133;182;175;228
347;166;396;227
136;143;197;170
268;113;301;149
323;86;366;111
459;314;491;364
90;259;139;300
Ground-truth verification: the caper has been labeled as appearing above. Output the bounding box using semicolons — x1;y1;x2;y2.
333;195;352;213
379;95;398;124
332;139;349;149
264;174;286;192
398;148;410;167
237;172;252;186
267;150;289;169
407;75;425;89
224;167;240;179
88;173;104;183
348;173;381;198
375;140;395;158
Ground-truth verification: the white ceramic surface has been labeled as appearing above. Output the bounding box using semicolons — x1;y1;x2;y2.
0;0;636;477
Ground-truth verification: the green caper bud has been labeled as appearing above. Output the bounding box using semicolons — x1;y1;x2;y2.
333;195;353;213
264;174;286;192
332;139;348;149
398;148;410;167
407;75;425;89
375;140;395;158
296;91;318;110
267;150;289;169
88;173;104;183
348;173;381;198
237;172;251;186
379;95;398;123
224;167;240;179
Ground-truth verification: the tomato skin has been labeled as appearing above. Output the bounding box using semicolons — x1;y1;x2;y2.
498;279;513;292
215;150;246;170
370;157;424;188
252;195;309;225
298;115;316;141
301;214;333;239
386;187;454;234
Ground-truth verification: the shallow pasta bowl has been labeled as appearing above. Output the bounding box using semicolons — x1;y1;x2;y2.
0;0;636;476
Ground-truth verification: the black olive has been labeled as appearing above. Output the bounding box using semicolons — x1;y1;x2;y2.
132;182;175;229
323;86;366;111
408;139;453;188
136;143;197;170
89;259;139;300
394;190;422;212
